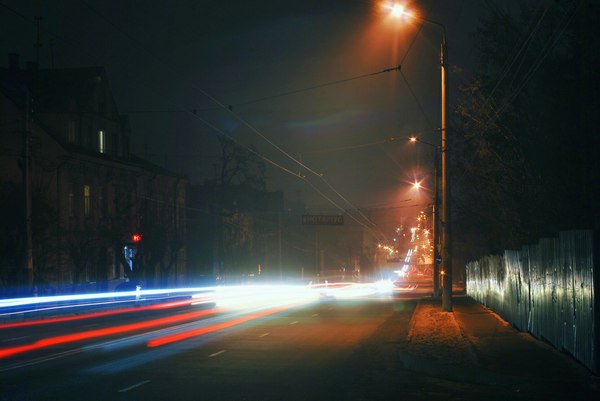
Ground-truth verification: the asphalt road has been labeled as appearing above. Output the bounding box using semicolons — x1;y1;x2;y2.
0;293;419;401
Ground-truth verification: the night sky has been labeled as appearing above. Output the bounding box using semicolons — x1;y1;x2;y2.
0;0;498;213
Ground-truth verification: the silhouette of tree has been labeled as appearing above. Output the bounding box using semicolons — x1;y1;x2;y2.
453;0;599;253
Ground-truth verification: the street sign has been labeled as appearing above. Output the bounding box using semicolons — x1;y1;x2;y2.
302;215;344;225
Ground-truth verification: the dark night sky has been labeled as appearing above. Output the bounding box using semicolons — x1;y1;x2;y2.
0;0;503;215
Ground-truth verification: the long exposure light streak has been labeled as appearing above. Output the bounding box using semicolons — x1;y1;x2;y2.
0;283;387;360
147;304;296;348
0;287;217;308
0;307;220;359
0;297;212;329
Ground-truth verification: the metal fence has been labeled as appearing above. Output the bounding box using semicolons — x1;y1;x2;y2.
466;230;597;373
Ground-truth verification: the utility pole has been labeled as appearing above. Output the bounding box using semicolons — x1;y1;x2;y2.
24;90;34;292
440;37;453;312
386;7;452;311
432;149;440;297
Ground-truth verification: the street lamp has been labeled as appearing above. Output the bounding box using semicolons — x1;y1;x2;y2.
388;3;452;311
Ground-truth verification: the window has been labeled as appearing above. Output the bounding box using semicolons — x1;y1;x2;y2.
98;130;106;154
68;120;76;144
84;185;91;217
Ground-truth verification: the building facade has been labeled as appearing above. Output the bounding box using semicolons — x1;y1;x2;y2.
0;55;186;295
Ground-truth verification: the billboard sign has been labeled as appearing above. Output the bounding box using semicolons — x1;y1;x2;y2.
302;215;344;225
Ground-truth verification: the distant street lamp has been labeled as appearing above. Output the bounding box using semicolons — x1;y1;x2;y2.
388;3;452;311
409;137;441;298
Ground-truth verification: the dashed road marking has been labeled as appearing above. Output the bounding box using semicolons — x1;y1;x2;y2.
2;336;29;343
289;321;299;325
209;350;226;358
0;348;82;372
118;380;150;393
311;314;319;317
259;332;270;338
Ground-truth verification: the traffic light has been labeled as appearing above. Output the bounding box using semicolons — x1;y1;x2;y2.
124;233;142;271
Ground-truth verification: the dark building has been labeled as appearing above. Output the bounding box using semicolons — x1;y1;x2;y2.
0;54;186;295
187;181;285;283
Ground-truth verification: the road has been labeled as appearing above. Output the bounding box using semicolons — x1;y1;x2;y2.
1;288;423;401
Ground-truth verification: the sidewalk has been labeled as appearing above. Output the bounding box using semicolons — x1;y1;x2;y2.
399;296;600;400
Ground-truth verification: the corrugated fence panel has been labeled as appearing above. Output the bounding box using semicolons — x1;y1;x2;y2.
466;230;596;373
541;237;561;348
560;230;595;372
505;250;528;331
559;231;576;359
528;242;544;339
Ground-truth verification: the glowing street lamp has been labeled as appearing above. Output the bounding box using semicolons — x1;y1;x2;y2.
387;3;453;311
387;3;413;19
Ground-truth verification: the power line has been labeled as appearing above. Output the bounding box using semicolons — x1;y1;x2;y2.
399;70;436;131
303;130;435;155
228;65;400;110
489;0;582;123
78;0;401;234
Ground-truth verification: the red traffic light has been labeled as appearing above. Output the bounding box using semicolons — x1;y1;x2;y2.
131;233;142;243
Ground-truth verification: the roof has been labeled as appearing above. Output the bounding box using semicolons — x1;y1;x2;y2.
0;65;107;114
0;63;184;181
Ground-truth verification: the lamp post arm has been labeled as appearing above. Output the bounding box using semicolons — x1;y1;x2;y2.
412;16;447;67
409;137;439;149
415;16;447;39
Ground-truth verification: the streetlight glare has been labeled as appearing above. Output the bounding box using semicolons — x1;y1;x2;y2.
382;2;414;20
391;4;405;18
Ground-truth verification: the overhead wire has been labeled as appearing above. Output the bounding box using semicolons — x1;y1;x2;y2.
399;70;436;131
467;1;551;142
0;2;310;198
77;0;393;238
486;1;550;104
494;0;581;117
228;65;401;110
6;0;439;240
303;130;435;155
453;0;580;187
484;0;582;125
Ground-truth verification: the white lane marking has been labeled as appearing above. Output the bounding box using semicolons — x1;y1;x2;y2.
311;314;319;317
2;336;29;343
118;380;150;393
0;348;83;373
289;321;299;325
209;350;226;358
259;332;270;338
